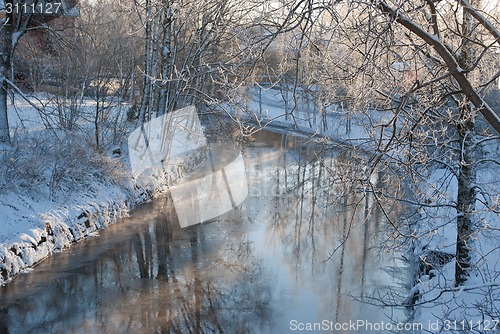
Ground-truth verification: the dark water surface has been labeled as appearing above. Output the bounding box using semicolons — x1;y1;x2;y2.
0;130;408;333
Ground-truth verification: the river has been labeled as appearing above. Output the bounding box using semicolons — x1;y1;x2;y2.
0;128;409;333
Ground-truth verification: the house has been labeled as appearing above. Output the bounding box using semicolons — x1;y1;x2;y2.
12;0;80;90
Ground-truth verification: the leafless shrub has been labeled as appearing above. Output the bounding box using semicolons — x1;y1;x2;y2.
0;131;127;201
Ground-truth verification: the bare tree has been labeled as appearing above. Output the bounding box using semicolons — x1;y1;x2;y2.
132;0;273;121
0;0;35;143
219;3;500;325
258;0;500;287
75;0;138;149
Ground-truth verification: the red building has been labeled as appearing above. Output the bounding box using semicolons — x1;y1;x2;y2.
13;0;80;90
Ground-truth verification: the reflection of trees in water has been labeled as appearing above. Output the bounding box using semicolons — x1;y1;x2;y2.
0;197;273;333
0;131;409;332
258;133;402;322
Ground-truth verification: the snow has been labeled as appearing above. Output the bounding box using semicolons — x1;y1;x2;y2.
128;106;207;179
223;86;373;146
0;95;208;284
220;85;500;329
1;85;499;326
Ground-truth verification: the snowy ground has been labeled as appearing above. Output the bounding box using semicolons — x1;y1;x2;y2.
219;85;500;331
2;88;499;329
222;86;376;145
0;95;207;284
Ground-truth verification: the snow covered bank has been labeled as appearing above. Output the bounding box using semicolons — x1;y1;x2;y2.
0;100;209;284
0;144;206;284
220;86;500;328
220;86;375;146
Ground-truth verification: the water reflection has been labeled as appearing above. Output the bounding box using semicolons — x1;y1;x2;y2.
0;129;408;333
241;131;407;327
0;198;274;333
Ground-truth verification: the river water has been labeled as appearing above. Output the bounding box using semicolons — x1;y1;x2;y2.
0;129;408;333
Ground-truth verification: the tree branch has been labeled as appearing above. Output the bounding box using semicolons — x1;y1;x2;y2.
374;0;500;136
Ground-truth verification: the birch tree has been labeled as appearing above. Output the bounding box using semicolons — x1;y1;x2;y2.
0;0;12;144
0;0;35;144
134;0;266;121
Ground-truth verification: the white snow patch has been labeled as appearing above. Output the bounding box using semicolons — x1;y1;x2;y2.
0;96;208;284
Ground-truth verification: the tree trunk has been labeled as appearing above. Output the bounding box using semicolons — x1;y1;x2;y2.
139;0;153;123
150;9;161;117
0;80;9;144
94;90;101;150
158;0;172;115
455;114;477;286
130;38;136;102
454;0;479;286
0;3;13;144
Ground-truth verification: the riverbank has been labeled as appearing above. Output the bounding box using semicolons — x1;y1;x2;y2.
216;87;500;327
0;97;208;284
0;144;207;284
0;127;405;333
